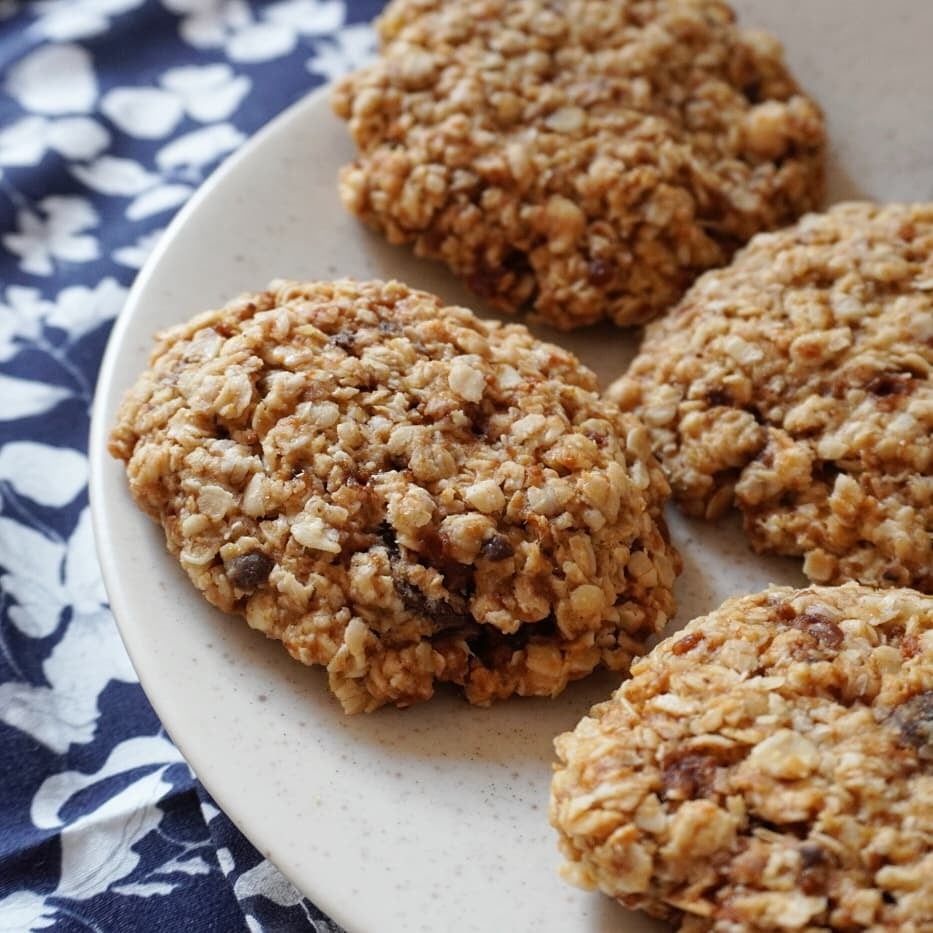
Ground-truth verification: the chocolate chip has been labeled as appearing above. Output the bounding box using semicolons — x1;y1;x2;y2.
812;461;841;485
867;372;913;397
797;844;833;895
705;387;732;407
890;691;933;760
227;550;274;589
396;578;471;630
867;372;916;412
376;521;400;561
481;534;515;561
787;610;844;649
433;605;473;629
330;330;355;351
467;250;530;299
466;615;557;669
587;258;614;286
742;80;762;104
662;752;717;800
466;265;500;300
503;248;531;275
417;529;474;597
798;844;827;869
396;578;430;615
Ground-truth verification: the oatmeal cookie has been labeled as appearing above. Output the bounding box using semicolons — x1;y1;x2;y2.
608;202;933;591
332;0;824;331
551;583;933;932
109;279;679;713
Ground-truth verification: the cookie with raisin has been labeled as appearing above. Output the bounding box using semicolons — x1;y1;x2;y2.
110;279;679;712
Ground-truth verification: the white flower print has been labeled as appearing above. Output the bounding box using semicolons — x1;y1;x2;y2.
125;183;194;219
263;0;342;35
0;442;88;508
306;21;374;82
3;195;99;275
70;154;195;218
233;860;304;908
156;122;244;170
101;88;184;140
28;0;146;41
0;508;138;751
0;286;50;362
112;228;164;268
164;0;344;64
79;66;251;215
0;279;125;406
0;892;56;933
0;116;109;175
0;514;68;638
4;44;97;114
0;372;71;421
71;154;161;196
43;276;126;339
162;63;250;121
101;63;250;140
32;735;186;899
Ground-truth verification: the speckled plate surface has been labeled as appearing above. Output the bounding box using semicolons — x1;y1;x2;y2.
89;4;933;930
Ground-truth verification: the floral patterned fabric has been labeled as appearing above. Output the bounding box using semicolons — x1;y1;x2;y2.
0;2;381;930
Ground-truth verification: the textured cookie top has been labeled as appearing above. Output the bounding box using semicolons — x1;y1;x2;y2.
333;0;825;330
110;280;679;712
609;202;933;591
551;583;933;932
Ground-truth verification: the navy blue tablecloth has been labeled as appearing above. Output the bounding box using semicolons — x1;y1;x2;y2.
0;2;383;930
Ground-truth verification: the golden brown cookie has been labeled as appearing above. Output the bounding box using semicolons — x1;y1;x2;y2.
551;583;933;932
333;0;825;330
609;202;933;591
110;279;679;712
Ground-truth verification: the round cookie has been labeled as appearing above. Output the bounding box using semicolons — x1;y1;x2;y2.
608;202;933;592
109;279;679;713
551;583;933;932
333;0;825;330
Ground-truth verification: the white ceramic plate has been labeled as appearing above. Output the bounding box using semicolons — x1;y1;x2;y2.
89;4;933;931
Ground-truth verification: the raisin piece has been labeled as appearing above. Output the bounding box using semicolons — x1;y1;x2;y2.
227;550;274;589
890;691;933;760
867;372;913;397
330;330;355;351
787;610;844;649
671;631;703;655
467;268;498;300
374;521;401;561
867;372;916;412
587;258;614;286
705;387;732;407
481;534;515;561
662;752;717;800
797;844;833;895
396;578;471;630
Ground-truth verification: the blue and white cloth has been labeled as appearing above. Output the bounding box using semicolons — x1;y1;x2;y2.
0;2;383;929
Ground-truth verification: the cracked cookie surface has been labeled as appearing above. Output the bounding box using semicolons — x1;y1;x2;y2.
608;202;933;591
109;279;679;712
551;583;933;932
333;0;825;330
